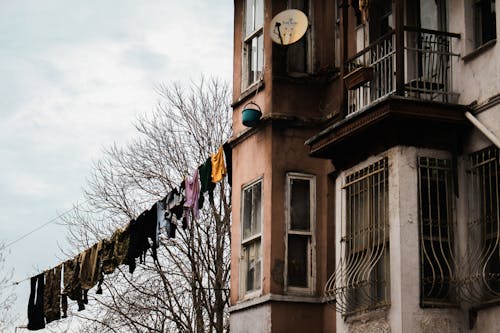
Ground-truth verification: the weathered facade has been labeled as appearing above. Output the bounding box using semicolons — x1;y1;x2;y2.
229;0;500;332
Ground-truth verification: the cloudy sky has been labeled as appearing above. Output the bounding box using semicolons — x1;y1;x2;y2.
0;0;233;330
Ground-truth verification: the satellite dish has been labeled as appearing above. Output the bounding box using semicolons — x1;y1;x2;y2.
270;9;308;45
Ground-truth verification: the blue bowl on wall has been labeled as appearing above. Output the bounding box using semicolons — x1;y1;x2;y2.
242;102;262;127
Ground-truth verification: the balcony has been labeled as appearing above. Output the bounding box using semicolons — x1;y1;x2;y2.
306;27;470;169
345;27;460;116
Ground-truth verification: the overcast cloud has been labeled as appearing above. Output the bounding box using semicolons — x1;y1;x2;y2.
0;0;233;330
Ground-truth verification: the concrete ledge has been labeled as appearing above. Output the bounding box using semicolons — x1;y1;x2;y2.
229;293;326;313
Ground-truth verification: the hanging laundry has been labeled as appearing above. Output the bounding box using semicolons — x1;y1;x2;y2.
211;146;227;183
198;157;216;209
113;224;130;266
79;241;103;291
158;198;176;238
43;265;61;324
62;256;85;312
146;203;160;257
222;142;233;187
127;205;158;273
184;169;201;223
100;235;116;275
27;273;45;330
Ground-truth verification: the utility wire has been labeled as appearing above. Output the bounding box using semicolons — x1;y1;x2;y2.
3;199;89;250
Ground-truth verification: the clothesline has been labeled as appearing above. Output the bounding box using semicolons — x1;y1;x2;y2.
3;199;91;250
22;143;232;331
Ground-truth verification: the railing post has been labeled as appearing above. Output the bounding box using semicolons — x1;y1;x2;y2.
395;0;405;95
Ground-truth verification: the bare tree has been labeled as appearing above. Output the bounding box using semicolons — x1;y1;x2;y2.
0;242;17;331
61;76;232;332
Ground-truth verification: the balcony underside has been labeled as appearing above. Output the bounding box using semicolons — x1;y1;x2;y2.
306;96;471;169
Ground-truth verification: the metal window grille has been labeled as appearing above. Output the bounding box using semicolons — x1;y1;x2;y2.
417;157;457;306
325;158;390;315
460;146;500;305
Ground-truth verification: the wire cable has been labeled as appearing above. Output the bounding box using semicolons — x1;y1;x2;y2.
3;199;89;250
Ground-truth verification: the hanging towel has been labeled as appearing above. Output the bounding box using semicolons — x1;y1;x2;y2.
211;146;227;183
27;273;45;330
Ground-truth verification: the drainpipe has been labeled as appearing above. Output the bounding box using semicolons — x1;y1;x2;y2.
465;111;500;149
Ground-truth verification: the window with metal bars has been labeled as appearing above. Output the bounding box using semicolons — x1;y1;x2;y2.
343;158;390;314
417;157;456;306
467;146;500;304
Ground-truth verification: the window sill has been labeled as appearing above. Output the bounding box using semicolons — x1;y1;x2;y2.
232;80;265;108
463;39;496;62
230;293;325;313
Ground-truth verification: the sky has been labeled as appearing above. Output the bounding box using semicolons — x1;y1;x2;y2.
0;0;233;330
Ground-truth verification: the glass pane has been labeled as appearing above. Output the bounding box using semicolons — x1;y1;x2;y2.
245;239;261;292
243;186;253;239
252;181;262;235
245;0;254;35
243;181;261;239
255;0;264;29
287;235;309;287
257;34;264;80
290;178;310;230
248;37;258;86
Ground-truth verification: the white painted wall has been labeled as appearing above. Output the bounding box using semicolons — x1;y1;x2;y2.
451;0;500;105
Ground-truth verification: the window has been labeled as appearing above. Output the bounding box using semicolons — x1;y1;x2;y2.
243;0;264;88
241;179;263;295
343;158;390;314
473;0;496;48
468;146;500;303
418;157;456;306
285;173;315;292
286;0;311;73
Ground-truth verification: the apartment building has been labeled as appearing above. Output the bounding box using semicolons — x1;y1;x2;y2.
228;1;500;332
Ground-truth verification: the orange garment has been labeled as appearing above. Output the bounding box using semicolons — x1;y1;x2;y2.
211;146;227;183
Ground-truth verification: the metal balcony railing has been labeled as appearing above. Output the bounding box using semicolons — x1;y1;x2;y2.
345;28;460;116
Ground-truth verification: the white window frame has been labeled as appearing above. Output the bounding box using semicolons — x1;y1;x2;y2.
284;172;316;294
240;178;263;298
242;0;264;90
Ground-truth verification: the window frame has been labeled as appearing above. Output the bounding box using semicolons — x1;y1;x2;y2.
473;0;497;49
242;0;264;90
284;172;316;294
240;178;264;298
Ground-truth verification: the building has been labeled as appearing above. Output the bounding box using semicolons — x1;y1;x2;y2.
228;0;500;332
